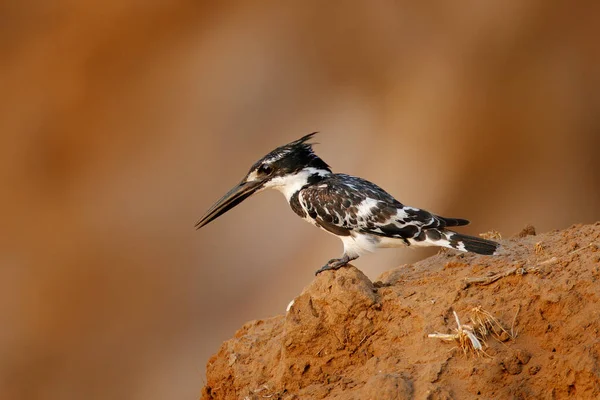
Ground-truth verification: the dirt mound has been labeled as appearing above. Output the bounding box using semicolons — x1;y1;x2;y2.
201;223;600;399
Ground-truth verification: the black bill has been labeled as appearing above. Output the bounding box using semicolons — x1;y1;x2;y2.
195;179;264;229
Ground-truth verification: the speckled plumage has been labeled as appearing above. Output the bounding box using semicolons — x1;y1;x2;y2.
196;133;499;274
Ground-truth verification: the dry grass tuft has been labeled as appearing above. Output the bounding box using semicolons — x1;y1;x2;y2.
470;306;514;342
534;242;545;254
428;307;515;356
428;311;487;356
480;230;502;240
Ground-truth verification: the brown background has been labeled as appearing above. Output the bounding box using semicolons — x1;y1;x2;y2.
1;1;599;399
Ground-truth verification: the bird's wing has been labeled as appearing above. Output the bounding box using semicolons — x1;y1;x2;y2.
298;174;451;240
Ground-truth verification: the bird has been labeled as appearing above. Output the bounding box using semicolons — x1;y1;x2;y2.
196;133;499;275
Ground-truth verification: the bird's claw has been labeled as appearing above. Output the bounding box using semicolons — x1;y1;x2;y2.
315;257;352;275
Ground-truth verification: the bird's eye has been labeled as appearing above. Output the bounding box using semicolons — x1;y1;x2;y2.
258;164;273;175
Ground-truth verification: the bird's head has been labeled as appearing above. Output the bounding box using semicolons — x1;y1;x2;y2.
195;132;331;229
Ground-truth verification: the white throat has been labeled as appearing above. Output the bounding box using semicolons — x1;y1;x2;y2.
264;168;331;201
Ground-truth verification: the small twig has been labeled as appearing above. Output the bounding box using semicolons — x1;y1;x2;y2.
538;257;557;266
249;385;277;399
568;243;595;256
464;267;519;286
350;330;378;355
429;332;461;341
358;333;370;347
510;304;521;339
453;310;461;328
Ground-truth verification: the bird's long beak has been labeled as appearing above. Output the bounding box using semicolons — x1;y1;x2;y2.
195;179;265;229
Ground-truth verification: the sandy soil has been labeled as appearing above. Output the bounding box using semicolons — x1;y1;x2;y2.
201;223;600;399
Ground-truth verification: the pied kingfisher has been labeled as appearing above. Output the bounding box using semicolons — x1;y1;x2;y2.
196;133;499;274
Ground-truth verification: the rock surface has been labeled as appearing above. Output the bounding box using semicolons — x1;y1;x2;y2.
202;223;600;399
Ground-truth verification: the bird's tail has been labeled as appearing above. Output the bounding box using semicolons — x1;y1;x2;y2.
438;216;470;227
411;229;500;255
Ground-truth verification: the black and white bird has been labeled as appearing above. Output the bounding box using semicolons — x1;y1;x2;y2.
196;133;499;274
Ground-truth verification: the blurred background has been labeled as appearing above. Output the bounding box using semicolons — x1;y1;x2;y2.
1;1;599;399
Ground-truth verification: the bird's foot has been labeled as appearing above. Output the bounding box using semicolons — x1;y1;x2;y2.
315;255;357;275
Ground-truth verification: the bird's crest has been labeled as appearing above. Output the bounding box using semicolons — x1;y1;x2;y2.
260;132;323;166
